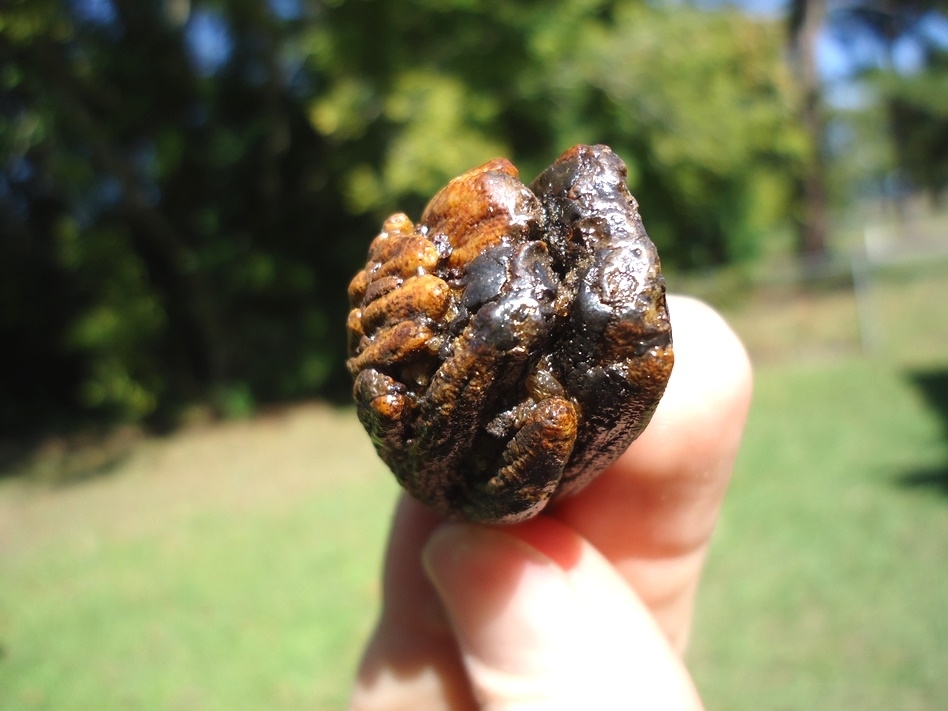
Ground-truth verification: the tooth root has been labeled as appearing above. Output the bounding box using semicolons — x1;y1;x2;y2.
347;320;434;376
361;275;451;334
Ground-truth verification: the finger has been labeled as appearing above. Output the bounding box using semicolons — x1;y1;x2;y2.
550;295;753;649
349;495;477;711
423;516;704;711
350;295;751;709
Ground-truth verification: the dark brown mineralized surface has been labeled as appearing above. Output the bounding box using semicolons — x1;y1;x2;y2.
346;145;673;523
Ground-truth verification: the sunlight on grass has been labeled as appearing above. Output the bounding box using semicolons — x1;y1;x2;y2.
690;358;948;711
0;406;400;711
2;345;947;709
2;481;399;710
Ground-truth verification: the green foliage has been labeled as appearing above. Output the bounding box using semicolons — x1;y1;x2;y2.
306;0;807;266
61;223;168;420
815;0;948;203
0;0;808;429
1;0;362;428
551;3;808;265
880;52;948;198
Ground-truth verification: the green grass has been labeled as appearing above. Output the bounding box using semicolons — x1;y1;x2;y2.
2;487;394;710
690;358;948;710
2;287;948;709
0;406;401;710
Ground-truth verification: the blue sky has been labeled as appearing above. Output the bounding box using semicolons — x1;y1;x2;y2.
70;0;948;85
707;0;948;82
186;9;234;76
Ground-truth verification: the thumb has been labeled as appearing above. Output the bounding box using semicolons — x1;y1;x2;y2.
422;518;704;711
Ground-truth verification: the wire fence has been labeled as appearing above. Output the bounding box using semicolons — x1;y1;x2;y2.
678;211;948;367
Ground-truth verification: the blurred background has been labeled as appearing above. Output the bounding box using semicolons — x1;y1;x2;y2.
1;0;946;709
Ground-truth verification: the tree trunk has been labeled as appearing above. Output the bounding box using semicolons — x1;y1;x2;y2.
790;0;830;262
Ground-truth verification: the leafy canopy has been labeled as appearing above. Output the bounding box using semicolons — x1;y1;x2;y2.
1;0;805;428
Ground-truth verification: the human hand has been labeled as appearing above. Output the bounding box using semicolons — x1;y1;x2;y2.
348;295;753;710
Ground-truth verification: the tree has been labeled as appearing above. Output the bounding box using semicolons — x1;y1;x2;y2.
788;0;831;260
1;0;364;429
828;0;948;203
0;0;809;432
882;50;948;203
305;0;807;268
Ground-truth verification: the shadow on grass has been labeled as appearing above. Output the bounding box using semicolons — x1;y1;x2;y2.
898;466;948;497
897;367;948;498
0;426;141;487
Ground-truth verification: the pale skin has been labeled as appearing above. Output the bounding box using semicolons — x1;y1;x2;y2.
348;295;754;711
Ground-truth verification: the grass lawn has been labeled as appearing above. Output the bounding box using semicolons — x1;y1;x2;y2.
689;358;948;710
2;284;947;709
0;406;401;710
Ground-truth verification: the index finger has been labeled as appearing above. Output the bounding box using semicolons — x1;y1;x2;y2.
549;295;753;648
